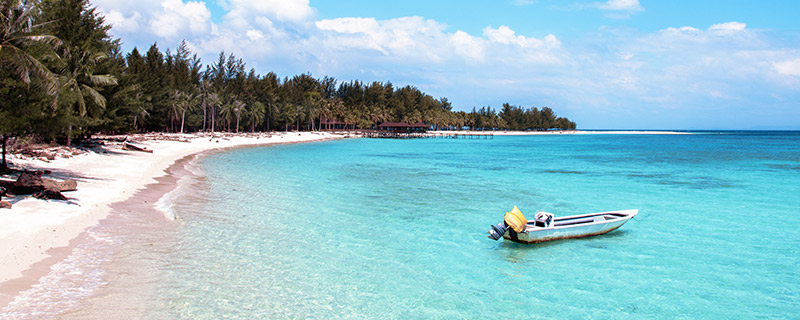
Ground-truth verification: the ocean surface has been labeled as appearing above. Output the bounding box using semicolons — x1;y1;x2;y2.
4;131;800;319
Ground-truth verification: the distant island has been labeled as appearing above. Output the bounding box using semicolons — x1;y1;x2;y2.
0;0;575;172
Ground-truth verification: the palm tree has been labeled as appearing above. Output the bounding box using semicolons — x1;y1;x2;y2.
248;101;265;132
206;92;220;132
233;100;244;133
199;81;211;131
0;0;61;171
169;90;195;133
219;99;244;132
53;47;117;145
0;0;60;93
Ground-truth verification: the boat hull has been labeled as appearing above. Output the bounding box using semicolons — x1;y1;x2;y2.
502;209;638;244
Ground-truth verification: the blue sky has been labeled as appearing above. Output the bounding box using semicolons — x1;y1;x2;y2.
92;0;800;129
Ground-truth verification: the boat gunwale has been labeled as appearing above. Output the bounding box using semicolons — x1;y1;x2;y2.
524;209;638;232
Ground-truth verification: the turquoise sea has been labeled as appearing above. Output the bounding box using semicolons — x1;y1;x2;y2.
4;132;800;319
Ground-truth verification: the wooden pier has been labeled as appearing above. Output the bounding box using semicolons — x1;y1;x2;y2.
361;131;493;139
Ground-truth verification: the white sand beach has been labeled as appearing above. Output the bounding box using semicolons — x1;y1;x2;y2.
0;131;344;307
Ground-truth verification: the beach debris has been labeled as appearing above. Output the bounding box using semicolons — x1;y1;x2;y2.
0;200;11;209
43;179;78;192
0;171;78;200
33;187;68;201
122;142;153;153
11;171;44;194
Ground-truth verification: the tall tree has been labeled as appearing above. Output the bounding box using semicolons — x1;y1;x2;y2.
0;0;61;171
52;48;117;145
41;0;118;144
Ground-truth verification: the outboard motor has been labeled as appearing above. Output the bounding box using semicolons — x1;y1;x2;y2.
488;206;528;241
488;221;509;240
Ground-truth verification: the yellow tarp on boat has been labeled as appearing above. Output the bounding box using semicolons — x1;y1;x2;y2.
504;205;527;233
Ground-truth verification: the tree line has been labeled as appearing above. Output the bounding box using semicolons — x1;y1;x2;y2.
0;0;576;171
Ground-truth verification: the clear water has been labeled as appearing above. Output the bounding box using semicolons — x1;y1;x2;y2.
7;132;800;319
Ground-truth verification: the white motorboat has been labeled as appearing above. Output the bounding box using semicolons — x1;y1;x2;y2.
488;207;638;243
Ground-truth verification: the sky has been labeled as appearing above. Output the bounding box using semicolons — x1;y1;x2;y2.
91;0;800;129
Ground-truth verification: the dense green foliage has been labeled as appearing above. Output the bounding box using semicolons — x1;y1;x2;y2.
0;0;577;169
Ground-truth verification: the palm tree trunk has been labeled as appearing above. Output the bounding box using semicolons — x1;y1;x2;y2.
67;123;72;147
1;135;8;172
180;109;186;133
211;107;215;132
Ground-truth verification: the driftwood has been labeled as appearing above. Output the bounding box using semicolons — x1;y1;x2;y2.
33;188;67;201
122;142;153;153
0;171;78;200
0;186;8;208
44;179;77;192
11;171;44;194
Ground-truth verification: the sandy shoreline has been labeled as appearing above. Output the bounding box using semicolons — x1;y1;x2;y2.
0;131;343;309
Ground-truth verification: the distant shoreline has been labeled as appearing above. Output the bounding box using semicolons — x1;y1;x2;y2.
428;130;692;135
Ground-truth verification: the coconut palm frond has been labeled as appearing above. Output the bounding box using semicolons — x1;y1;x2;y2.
88;74;117;86
17;34;62;48
81;83;107;110
76;88;87;117
2;44;59;94
90;51;107;61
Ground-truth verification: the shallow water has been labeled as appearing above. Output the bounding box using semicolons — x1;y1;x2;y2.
5;132;800;319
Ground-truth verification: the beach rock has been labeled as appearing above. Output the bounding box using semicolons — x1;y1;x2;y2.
0;200;11;209
33;187;67;201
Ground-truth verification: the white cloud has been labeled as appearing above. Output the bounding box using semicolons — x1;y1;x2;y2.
101;9;142;33
246;29;264;41
449;30;485;62
512;0;534;5
221;0;314;22
315;17;380;34
597;0;643;12
484;25;557;48
314;18;563;67
708;21;747;35
150;0;211;39
94;0;212;41
774;59;800;76
316;16;452;62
